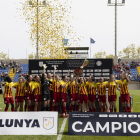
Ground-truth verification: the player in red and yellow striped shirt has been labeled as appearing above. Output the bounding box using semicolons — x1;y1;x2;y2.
51;66;60;111
77;76;89;112
24;75;35;111
13;77;25;111
116;73;131;112
87;76;97;112
34;75;42;111
69;75;79;112
21;77;27;111
108;74;120;112
60;76;70;118
96;78;108;112
3;76;15;112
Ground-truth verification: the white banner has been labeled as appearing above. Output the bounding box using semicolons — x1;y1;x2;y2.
0;112;58;135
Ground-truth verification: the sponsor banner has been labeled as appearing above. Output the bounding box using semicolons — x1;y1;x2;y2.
0;112;58;135
68;112;140;136
29;59;113;80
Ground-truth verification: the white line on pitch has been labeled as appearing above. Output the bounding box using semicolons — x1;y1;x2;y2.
57;118;67;140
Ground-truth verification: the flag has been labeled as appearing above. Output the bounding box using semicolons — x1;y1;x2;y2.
90;38;95;44
62;39;69;46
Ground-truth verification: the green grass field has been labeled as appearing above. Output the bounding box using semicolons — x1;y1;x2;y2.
0;90;140;140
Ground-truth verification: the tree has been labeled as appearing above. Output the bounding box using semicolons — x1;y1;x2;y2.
105;54;114;58
0;52;9;59
21;0;77;59
118;51;123;58
28;52;36;59
122;46;131;58
137;46;140;58
93;51;106;58
130;44;137;58
118;44;138;58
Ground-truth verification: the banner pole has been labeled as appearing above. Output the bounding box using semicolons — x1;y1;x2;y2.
90;37;91;58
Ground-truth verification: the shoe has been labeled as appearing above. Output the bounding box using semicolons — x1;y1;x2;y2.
65;114;69;118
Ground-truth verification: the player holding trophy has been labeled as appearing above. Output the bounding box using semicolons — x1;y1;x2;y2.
74;59;89;76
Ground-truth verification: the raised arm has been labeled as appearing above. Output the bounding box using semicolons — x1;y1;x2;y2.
83;75;86;84
125;74;130;83
41;70;45;86
66;69;71;77
61;80;70;88
53;66;56;81
76;76;79;85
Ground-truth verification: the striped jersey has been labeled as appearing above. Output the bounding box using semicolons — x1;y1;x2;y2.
34;82;41;95
4;82;14;98
78;83;88;95
52;79;60;93
86;82;97;95
24;81;35;94
60;81;69;94
96;82;108;95
108;82;118;96
68;81;78;94
13;82;25;96
116;79;129;95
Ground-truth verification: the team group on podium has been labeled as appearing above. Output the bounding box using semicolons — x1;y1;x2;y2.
2;65;131;118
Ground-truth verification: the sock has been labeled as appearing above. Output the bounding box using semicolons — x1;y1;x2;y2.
61;106;64;115
44;107;46;111
110;108;112;112
127;107;131;112
54;106;58;111
76;105;79;111
114;108;117;112
56;106;59;111
28;105;31;111
70;105;74;112
99;108;102;112
5;107;8;112
63;107;66;115
50;103;52;110
123;107;127;112
31;105;34;111
11;108;15;111
46;105;50;111
93;108;96;112
51;106;54;111
61;105;63;114
25;105;27;111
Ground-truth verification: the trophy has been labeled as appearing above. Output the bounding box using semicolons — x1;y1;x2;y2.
43;64;47;72
74;59;89;76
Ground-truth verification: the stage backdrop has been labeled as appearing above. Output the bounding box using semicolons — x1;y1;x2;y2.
29;59;113;80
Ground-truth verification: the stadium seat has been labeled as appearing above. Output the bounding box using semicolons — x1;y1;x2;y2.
14;64;29;81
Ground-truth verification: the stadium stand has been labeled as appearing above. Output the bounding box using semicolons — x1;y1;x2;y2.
0;67;9;81
13;64;28;81
113;62;139;81
137;66;140;75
